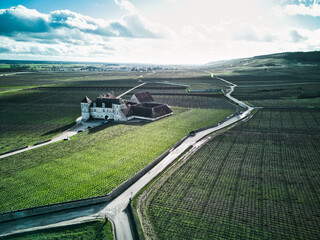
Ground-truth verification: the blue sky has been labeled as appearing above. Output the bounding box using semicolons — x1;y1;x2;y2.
0;0;319;64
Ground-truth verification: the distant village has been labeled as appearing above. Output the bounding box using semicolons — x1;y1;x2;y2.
2;63;178;72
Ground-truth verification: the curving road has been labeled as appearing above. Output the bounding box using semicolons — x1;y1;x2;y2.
0;74;254;239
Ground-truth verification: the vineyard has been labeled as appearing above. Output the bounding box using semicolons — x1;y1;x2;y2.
218;66;320;108
153;95;235;109
0;73;237;154
0;87;129;154
0;107;232;213
0;71;146;154
142;76;229;90
247;98;320;108
138;108;320;240
232;82;320;108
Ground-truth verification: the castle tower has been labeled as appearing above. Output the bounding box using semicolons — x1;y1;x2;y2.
81;96;91;121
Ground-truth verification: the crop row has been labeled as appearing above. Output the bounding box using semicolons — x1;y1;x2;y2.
143;109;320;240
221;75;316;86
143;77;228;90
153;95;235;109
0;71;140;88
248;98;320;108
237;108;320;135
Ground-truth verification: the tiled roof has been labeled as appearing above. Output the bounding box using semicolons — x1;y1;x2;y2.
93;98;122;108
131;103;172;119
99;93;116;99
132;105;153;118
152;105;172;118
130;92;154;104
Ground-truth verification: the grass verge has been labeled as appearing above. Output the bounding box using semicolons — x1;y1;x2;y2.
3;219;113;240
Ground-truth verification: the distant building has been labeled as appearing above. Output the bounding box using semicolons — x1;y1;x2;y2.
81;92;172;122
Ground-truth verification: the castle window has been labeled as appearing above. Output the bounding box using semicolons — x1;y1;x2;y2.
103;109;105;112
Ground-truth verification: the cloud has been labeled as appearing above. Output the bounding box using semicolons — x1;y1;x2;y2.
0;1;319;64
0;1;174;62
50;9;99;30
0;5;49;34
182;21;277;43
289;29;308;42
0;5;165;39
114;0;138;14
274;0;320;17
0;46;10;53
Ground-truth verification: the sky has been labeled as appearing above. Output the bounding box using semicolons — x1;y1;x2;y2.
0;0;319;64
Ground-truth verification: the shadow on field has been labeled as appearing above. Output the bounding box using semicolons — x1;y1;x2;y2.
42;122;76;136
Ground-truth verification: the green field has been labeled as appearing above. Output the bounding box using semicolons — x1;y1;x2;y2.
0;71;234;154
0;71;148;154
0;87;129;154
137;108;320;239
3;220;113;240
0;107;232;213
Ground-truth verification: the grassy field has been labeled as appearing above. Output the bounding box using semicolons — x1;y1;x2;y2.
137;108;320;240
3;220;113;240
0;107;232;213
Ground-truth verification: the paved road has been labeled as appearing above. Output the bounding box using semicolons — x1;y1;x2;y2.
117;82;147;99
0;73;254;239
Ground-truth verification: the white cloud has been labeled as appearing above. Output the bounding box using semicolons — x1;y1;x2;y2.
274;0;320;17
0;1;319;64
114;0;138;14
0;5;167;39
182;20;277;43
0;2;174;62
289;29;308;42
